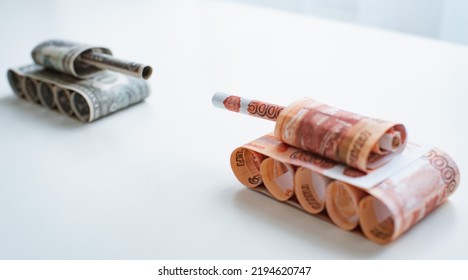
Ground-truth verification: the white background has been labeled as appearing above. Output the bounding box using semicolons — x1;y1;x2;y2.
0;0;467;259
233;0;468;45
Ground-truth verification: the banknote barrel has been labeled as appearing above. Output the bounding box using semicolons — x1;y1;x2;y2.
31;39;152;79
22;76;40;103
230;135;460;243
213;93;407;171
294;168;331;214
80;52;153;80
326;181;367;231
7;64;150;122
70;92;91;122
260;158;295;201
38;82;56;109
230;147;265;189
7;70;25;98
55;89;74;116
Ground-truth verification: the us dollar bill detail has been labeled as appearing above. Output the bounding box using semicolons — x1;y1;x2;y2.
9;64;150;122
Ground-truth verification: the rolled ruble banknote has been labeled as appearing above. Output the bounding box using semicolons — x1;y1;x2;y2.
326;181;367;231
295;168;332;214
230;147;265;189
31;39;152;80
8;64;150;122
359;148;460;244
213;92;407;172
260;158;295;201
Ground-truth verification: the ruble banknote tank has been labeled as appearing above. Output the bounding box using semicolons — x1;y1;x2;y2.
213;92;460;244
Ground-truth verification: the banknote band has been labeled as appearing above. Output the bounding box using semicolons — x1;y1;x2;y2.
260;158;295;201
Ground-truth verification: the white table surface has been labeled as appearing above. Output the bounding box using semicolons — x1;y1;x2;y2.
1;0;467;259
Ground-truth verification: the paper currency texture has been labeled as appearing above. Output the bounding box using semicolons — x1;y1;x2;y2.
213;93;407;172
32;39;152;79
8;64;150;122
228;134;459;244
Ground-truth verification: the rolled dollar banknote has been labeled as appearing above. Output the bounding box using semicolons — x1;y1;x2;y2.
31;39;152;79
7;69;26;99
213;92;407;172
229;134;459;243
8;64;150;122
55;88;74;116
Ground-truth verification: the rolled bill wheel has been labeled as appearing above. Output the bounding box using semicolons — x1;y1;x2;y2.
55;89;74;116
7;70;25;98
294;167;332;214
22;77;40;103
70;92;91;122
326;181;367;231
359;196;394;244
230;147;265;188
260;158;295;201
37;82;55;109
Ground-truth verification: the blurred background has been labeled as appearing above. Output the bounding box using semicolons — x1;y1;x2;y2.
228;0;468;45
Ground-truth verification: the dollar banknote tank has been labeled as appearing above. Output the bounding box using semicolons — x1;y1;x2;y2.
7;39;153;122
212;92;460;244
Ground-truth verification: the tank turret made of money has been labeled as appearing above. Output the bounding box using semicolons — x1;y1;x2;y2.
7;40;153;122
213;93;460;244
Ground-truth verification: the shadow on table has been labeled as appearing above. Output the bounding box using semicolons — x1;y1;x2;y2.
0;94;149;128
232;187;456;259
0;94;83;128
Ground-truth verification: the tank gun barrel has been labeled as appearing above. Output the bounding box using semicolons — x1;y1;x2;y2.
212;92;285;122
80;52;153;80
31;40;153;80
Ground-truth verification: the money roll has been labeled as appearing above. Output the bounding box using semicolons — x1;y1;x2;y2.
275;98;407;172
8;64;150;122
326;181;367;231
213;93;407;172
360;148;460;244
31;39;152;80
260;158;295;201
